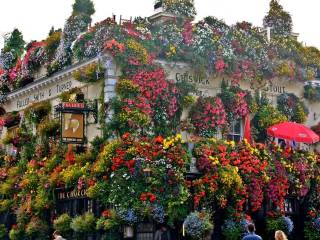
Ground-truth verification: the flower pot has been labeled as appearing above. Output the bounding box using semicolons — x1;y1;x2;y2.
123;226;134;238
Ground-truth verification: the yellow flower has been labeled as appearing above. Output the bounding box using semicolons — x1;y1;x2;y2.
166;44;177;58
163;134;182;149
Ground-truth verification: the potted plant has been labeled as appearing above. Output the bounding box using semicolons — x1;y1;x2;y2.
2;112;21;128
70;212;96;239
25;217;49;240
53;213;72;237
117;209;138;239
183;211;213;240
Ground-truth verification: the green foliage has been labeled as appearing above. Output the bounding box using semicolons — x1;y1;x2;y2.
277;93;309;123
304;221;320;240
0;199;13;212
304;84;320;102
9;227;25;240
3;28;25;60
0;224;7;239
263;0;293;37
162;0;196;19
53;213;72;235
37;118;60;138
115;79;140;98
252;103;287;141
59;87;84;102
72;0;95;17
266;216;288;236
70;212;96;234
45;30;62;61
25;217;49;240
24;100;52;124
72;62;105;83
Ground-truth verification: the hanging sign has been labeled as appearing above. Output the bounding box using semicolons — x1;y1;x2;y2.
55;101;98;144
62;102;85;109
61;113;85;143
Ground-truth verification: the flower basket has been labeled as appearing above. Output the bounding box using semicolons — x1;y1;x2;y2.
2;112;21;128
53;213;72;237
24;101;51;124
183;211;213;240
15;75;34;88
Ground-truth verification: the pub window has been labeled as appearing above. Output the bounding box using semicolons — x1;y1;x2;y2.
136;222;154;240
284;198;296;214
227;119;243;142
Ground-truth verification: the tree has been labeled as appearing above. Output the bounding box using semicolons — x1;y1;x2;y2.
3;28;25;59
72;0;95;16
263;0;293;37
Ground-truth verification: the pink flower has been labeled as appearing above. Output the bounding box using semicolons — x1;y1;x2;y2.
215;59;226;72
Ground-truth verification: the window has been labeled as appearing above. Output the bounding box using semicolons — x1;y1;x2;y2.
136;222;154;240
227;119;243;142
284;198;297;214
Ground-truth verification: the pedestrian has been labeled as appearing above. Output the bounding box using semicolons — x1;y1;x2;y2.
52;230;66;240
154;224;171;240
242;223;262;240
275;230;288;240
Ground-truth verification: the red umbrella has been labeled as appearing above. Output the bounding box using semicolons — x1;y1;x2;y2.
267;122;320;144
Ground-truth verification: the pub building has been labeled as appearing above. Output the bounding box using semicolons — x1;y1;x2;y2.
0;1;319;239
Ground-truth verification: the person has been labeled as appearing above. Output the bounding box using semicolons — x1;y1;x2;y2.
53;230;66;240
275;230;288;240
154;225;171;240
242;223;262;240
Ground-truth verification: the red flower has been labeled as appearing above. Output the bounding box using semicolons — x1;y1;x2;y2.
154;136;164;144
215;59;226;72
149;194;157;202
102;210;111;218
140;193;147;202
65;145;75;165
122;132;131;140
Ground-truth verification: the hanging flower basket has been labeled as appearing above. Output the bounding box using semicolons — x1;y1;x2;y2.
1;112;21;128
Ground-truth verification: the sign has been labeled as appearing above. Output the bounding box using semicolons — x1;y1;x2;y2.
63;102;85;109
57;188;87;200
62;113;85;143
176;72;210;86
250;82;286;94
15;81;74;110
263;84;286;94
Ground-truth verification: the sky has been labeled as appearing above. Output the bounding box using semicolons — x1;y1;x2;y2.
0;0;319;48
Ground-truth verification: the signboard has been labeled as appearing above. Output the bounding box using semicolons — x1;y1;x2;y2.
62;113;85;143
63;102;85;109
15;80;74;110
56;188;88;200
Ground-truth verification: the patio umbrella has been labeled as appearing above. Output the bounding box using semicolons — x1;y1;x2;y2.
267;122;320;144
